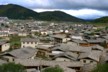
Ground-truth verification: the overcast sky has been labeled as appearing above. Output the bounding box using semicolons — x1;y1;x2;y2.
0;0;108;19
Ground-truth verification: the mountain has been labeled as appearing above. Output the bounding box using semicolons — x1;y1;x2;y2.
92;16;108;23
39;11;84;22
0;4;84;22
0;4;39;19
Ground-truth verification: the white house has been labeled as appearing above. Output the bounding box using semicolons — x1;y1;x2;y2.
18;32;28;37
21;38;38;48
0;32;9;37
52;34;71;43
0;40;10;52
78;51;102;65
41;31;48;35
71;35;83;40
53;52;78;62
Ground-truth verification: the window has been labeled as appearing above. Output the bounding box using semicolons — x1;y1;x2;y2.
13;59;14;61
64;60;67;61
83;60;86;63
31;42;33;44
90;60;93;63
23;42;25;44
0;48;2;52
77;52;79;54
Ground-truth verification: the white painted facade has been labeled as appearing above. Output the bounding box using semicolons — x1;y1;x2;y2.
80;59;97;64
41;31;48;35
52;51;64;54
0;43;10;52
71;36;83;40
62;38;71;43
0;33;9;37
55;57;71;61
21;42;38;48
65;30;69;33
18;32;28;36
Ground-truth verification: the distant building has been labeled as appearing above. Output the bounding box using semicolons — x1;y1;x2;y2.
71;35;84;40
0;17;8;21
52;34;70;43
78;51;102;65
18;32;28;37
40;31;48;36
0;17;8;23
3;47;37;62
0;32;9;37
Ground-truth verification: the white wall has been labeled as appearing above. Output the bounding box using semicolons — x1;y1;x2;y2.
1;43;10;52
62;38;70;42
41;32;48;35
80;59;97;64
52;51;64;54
71;36;83;40
18;33;28;36
21;42;38;48
55;57;71;61
0;34;8;37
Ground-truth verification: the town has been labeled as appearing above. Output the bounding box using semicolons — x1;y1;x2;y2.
0;17;108;72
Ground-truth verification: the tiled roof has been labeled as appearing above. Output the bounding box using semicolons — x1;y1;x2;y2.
21;38;38;42
6;47;37;59
15;59;83;67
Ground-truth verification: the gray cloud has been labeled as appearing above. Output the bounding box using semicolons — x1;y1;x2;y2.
0;0;108;19
48;0;108;10
0;0;108;10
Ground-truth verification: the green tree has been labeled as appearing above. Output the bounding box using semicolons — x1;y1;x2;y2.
9;35;21;49
92;63;108;72
0;62;26;72
42;66;64;72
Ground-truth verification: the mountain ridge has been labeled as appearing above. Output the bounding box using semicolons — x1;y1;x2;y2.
0;4;84;22
92;16;108;23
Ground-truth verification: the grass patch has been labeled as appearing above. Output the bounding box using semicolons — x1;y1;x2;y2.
9;35;21;48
